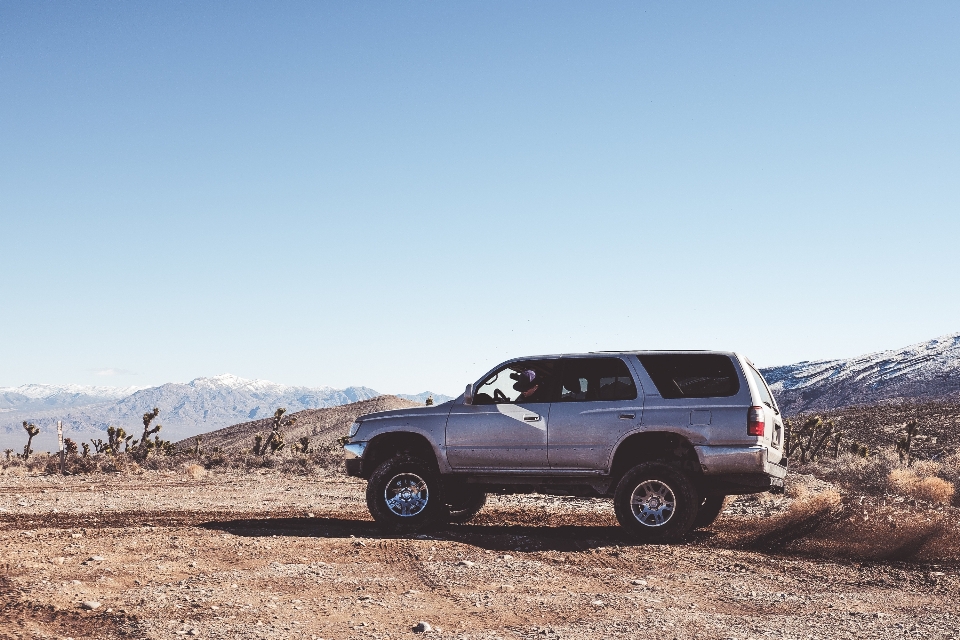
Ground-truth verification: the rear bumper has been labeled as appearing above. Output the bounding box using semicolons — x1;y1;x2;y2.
694;444;787;493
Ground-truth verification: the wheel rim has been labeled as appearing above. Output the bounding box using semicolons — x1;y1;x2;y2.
384;473;429;517
629;479;676;527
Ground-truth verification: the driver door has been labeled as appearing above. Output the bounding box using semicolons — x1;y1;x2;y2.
445;359;559;471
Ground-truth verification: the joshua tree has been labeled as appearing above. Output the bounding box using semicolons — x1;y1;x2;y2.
81;442;90;458
266;408;295;454
293;436;311;454
138;408;162;450
425;395;434;406
785;416;840;463
253;433;266;456
896;420;920;465
849;441;870;458
3;449;13;461
21;421;40;460
192;435;203;457
830;430;844;459
145;435;173;456
105;426;131;456
273;407;296;431
64;438;79;456
267;429;285;454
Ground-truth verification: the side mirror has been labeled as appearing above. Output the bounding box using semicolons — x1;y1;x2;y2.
464;383;474;405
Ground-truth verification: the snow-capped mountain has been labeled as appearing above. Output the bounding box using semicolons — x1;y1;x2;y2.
0;383;143;413
0;375;452;452
761;333;960;415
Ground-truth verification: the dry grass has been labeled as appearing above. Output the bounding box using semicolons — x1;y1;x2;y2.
183;463;207;479
888;467;955;504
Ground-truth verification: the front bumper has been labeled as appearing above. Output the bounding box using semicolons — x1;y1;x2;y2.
343;441;367;477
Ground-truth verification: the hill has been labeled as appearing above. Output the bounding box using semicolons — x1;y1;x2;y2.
179;395;421;453
761;333;960;415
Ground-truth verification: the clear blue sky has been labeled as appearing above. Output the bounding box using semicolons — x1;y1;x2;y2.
1;2;958;395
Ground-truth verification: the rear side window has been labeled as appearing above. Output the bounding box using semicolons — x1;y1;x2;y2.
637;354;740;399
559;357;638;402
747;364;776;408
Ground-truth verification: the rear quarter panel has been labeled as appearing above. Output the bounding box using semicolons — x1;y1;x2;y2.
605;354;757;470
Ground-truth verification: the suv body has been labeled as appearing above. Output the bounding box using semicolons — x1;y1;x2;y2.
344;351;787;539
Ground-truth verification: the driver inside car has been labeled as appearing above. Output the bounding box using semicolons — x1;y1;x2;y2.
511;369;547;403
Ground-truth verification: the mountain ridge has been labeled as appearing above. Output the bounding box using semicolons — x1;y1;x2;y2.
0;374;453;451
760;332;960;415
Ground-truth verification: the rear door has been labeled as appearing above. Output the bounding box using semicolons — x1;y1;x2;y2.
547;357;642;470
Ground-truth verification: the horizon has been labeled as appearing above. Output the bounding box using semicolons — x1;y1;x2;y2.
3;328;958;396
3;3;959;394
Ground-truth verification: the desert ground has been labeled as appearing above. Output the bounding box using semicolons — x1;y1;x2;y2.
2;466;959;640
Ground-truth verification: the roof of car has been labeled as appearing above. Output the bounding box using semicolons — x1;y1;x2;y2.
507;350;740;360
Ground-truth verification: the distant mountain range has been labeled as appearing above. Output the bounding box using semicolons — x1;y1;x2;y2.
0;374;452;452
761;333;960;415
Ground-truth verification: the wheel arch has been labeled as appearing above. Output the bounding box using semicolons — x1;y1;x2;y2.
363;431;439;478
608;431;702;487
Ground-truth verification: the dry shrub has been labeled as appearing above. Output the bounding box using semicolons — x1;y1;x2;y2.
183;463;207;479
887;467;955;504
801;449;900;494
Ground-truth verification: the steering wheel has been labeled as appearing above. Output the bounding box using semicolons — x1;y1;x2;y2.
493;389;508;403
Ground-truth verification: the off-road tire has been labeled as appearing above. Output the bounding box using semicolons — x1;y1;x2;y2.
692;496;726;529
445;489;487;524
614;461;700;542
366;455;443;533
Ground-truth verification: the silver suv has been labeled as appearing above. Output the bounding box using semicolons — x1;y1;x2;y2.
344;351;787;540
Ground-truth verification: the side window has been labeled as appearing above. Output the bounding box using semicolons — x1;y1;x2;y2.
637;354;740;399
748;365;776;408
559;358;637;402
473;360;561;405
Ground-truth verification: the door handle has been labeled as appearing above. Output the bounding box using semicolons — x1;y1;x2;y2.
523;415;541;422
619;413;636;420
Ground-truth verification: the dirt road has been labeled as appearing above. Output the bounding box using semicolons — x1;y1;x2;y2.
1;469;958;639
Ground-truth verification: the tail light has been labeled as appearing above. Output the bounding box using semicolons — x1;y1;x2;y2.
747;406;765;436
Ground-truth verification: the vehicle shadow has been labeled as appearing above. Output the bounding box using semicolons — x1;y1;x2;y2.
199;515;711;552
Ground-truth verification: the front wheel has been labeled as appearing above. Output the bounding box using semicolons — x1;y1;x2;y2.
613;462;700;542
366;455;443;533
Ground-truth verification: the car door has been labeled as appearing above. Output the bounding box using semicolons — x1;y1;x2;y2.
547;357;643;470
445;359;560;471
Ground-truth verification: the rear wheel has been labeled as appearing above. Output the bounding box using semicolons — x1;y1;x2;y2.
692;496;726;529
366;455;443;533
613;462;699;542
445;489;486;524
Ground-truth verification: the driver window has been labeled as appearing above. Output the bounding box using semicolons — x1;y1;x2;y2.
473;360;560;405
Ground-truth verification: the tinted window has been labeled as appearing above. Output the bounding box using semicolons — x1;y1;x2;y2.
637;354;740;399
559;358;637;402
474;359;561;405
